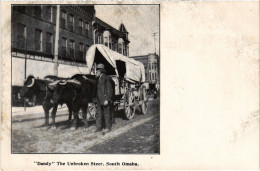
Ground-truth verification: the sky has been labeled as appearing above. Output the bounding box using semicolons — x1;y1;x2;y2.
95;5;159;57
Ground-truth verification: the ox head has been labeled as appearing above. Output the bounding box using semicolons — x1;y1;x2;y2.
18;76;37;100
50;79;81;104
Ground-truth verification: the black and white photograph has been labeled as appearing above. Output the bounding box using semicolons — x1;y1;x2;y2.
2;1;258;170
11;4;160;154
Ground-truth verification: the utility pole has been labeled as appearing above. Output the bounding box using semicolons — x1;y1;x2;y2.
24;39;27;81
152;32;159;84
54;5;60;76
24;39;27;111
152;32;158;54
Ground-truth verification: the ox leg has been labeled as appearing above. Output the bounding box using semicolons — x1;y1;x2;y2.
51;105;58;130
42;102;50;129
71;109;80;130
67;103;72;121
43;109;49;129
81;106;89;130
68;109;72;120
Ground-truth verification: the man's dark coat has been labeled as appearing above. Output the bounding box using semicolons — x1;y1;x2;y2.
97;73;113;105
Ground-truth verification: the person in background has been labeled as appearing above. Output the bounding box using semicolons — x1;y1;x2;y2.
155;81;159;92
154;81;160;99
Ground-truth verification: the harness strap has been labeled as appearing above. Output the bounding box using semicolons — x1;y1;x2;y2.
43;86;48;100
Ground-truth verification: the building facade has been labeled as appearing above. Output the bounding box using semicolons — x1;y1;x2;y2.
130;53;160;89
12;5;130;106
12;5;130;83
93;17;130;56
12;5;95;65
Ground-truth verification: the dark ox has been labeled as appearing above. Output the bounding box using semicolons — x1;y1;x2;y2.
72;74;116;127
18;75;72;129
51;74;97;130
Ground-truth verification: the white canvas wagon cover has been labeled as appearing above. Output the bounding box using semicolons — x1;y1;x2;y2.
85;44;145;83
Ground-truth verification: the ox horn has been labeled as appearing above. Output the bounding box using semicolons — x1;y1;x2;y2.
67;79;81;85
48;80;60;86
27;78;35;87
59;80;67;85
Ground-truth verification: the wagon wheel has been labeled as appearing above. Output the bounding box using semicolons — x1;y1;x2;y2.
140;87;148;115
88;103;97;119
124;90;136;120
141;101;148;115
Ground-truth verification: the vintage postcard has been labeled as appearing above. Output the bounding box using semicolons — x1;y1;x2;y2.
1;1;259;170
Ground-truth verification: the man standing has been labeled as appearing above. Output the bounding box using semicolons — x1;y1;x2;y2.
155;81;160;98
93;63;113;134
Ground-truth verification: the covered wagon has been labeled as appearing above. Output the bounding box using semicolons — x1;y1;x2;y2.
85;44;148;119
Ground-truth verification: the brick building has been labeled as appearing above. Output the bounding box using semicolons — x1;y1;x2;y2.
11;5;130;106
93;17;130;56
130;53;160;89
12;5;95;65
12;5;130;81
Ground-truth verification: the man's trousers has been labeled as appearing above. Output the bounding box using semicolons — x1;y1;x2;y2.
96;102;112;130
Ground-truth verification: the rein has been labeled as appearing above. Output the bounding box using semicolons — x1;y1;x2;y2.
43;85;48;100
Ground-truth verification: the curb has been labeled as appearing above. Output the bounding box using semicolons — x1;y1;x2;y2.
12;99;158;123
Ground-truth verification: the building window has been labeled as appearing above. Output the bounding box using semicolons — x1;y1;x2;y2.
46;32;53;54
78;19;83;34
118;43;122;54
116;43;118;51
79;43;84;60
35;29;42;51
26;6;34;15
69;40;75;57
69;14;74;23
97;34;101;44
122;42;125;55
104;37;108;47
61;11;67;28
150;73;152;81
68;14;74;31
46;6;52;22
85;45;89;57
17;23;26;49
113;41;117;51
85;22;89;37
34;6;42;19
61;37;67;58
109;37;112;49
149;63;151;70
127;45;129;56
14;6;26;13
152;73;154;80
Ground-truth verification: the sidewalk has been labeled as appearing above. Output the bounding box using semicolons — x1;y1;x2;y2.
12;105;69;122
12;97;157;122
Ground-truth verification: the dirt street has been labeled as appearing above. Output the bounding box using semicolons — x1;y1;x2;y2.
12;99;160;154
87;114;159;153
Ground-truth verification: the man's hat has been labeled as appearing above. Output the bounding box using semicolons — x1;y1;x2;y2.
96;63;106;72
